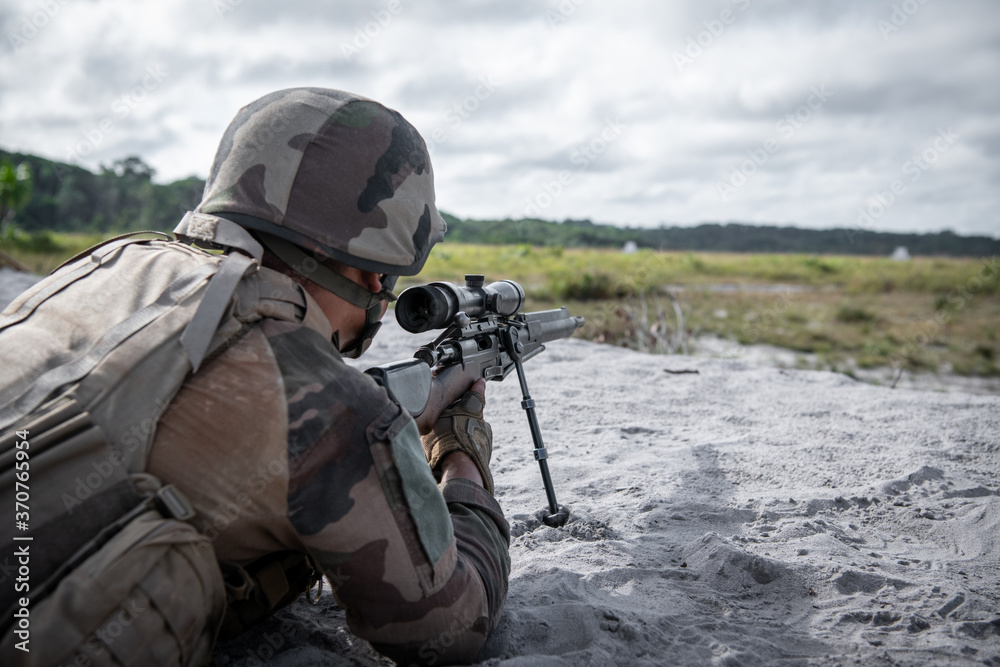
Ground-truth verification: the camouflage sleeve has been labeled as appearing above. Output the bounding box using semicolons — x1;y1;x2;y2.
264;322;510;665
364;430;511;665
439;478;510;625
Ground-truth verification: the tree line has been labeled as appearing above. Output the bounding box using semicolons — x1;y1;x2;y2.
443;216;1000;257
0;150;202;233
2;148;996;257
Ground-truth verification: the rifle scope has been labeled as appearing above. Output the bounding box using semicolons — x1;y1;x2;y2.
395;275;525;333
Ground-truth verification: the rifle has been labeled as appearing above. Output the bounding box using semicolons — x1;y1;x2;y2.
366;275;584;527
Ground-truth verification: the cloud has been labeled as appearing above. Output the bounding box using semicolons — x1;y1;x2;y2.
0;0;997;236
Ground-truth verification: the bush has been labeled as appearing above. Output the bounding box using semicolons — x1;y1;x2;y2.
803;256;838;274
0;225;63;253
549;270;617;300
835;304;876;323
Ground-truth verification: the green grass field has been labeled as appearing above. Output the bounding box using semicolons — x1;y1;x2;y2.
3;233;997;379
413;244;999;379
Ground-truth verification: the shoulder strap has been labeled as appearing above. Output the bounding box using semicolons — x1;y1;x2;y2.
0;236;149;330
173;211;263;262
179;253;256;372
51;230;174;274
173;212;265;371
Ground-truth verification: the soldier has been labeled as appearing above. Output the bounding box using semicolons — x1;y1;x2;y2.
0;88;509;665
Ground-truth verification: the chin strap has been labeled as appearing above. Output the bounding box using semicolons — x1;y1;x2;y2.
332;306;383;359
255;233;397;359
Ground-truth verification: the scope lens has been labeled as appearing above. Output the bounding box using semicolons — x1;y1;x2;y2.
395;285;454;333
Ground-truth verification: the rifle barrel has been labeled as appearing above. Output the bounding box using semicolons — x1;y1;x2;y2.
518;308;585;345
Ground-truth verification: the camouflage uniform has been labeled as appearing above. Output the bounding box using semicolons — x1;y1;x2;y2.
0;88;510;665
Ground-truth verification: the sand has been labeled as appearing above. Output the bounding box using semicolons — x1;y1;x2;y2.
218;318;999;666
2;270;997;665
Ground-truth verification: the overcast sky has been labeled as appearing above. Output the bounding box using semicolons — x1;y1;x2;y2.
1;0;997;238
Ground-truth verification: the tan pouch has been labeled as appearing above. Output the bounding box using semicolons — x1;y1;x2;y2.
0;510;225;667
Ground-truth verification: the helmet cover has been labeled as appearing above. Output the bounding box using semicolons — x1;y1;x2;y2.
197;87;446;276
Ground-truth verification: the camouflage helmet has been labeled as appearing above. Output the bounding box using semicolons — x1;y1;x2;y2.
196;87;446;276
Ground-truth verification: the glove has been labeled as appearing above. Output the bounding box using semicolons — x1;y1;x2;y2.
421;384;494;494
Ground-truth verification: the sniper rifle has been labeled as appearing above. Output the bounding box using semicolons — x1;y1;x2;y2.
366;275;584;527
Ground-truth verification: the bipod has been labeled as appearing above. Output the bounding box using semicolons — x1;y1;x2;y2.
501;323;569;528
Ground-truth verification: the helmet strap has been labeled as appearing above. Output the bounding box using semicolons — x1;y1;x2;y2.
337;303;383;359
260;234;392;358
259;234;396;308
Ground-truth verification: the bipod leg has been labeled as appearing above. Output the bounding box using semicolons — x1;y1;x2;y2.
504;326;569;528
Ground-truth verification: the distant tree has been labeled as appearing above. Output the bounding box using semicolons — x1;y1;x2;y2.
0;159;33;225
100;156;156;229
106;155;155;181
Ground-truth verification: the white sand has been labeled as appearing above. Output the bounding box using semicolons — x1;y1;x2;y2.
213;318;999;666
2;273;997;665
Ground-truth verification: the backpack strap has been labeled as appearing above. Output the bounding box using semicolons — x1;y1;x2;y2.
173;212;264;372
173;211;263;262
51;230;174;274
179;252;256;372
0;234;162;331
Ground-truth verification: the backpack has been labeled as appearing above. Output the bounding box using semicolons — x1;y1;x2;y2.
0;214;316;666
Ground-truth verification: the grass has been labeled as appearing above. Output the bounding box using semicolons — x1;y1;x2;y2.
406;244;1000;378
409;244;997;297
0;228;105;274
4;233;998;378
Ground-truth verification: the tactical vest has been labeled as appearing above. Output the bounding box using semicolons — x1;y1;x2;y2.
0;214;318;666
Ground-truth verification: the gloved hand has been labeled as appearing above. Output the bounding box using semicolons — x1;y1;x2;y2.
421;380;494;494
